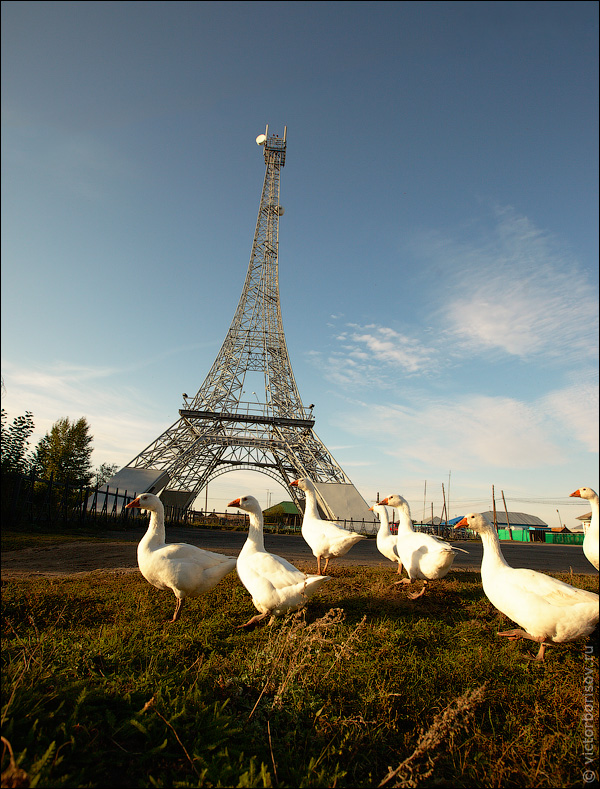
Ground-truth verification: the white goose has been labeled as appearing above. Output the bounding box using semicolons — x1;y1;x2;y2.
291;477;366;574
456;512;599;660
126;493;237;622
370;502;402;577
229;495;330;628
569;487;599;571
379;494;468;598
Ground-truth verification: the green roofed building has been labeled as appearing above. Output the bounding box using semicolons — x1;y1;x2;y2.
263;501;300;516
262;501;301;529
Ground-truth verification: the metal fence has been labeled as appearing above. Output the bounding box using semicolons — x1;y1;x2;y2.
1;471;186;531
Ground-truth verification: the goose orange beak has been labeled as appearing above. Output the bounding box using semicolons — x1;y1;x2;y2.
228;498;240;507
290;480;299;487
454;517;468;529
569;489;582;498
379;496;390;505
125;497;141;509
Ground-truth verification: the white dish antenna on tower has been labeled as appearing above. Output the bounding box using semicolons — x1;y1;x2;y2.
256;133;267;146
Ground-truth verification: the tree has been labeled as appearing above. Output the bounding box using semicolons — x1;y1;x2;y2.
1;409;35;475
94;462;119;487
33;417;94;488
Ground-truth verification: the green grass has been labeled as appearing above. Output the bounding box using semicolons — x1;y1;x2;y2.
1;560;598;788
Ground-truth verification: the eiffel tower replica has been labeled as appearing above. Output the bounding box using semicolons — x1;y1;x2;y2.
105;126;374;524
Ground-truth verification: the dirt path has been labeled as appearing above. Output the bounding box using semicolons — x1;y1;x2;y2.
2;526;598;581
1;541;141;579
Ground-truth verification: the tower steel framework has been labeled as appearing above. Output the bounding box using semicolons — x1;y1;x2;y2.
114;126;371;519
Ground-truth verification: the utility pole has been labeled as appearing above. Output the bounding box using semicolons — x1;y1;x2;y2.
501;490;513;540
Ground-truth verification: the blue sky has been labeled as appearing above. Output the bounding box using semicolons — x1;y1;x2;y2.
2;1;598;528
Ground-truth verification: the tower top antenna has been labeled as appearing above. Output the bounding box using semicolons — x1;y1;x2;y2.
255;125;287;166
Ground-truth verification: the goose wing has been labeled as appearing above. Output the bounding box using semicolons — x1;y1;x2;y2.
500;566;598;607
239;551;305;589
157;542;235;567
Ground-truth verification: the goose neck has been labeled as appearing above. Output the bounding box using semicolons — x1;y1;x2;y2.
244;509;265;552
589;495;599;535
377;518;391;537
141;509;165;548
303;487;321;519
479;527;510;570
396;508;414;534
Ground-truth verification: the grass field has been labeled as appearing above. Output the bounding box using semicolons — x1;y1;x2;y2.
1;539;598;788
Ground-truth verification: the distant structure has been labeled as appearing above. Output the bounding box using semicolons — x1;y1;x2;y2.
482;511;548;528
574;511;591;533
483;510;549;543
105;126;375;525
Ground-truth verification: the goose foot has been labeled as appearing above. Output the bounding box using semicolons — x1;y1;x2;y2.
392;579;427;598
497;629;524;642
408;583;427;600
497;629;549;661
238;613;269;630
497;628;539;642
526;644;549;661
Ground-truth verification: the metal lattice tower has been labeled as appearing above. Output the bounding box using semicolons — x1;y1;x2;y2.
116;126;369;518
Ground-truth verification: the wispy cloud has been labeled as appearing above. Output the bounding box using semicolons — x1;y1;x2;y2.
541;377;599;453
1;360;168;467
427;205;599;361
315;206;598;393
306;324;436;389
341;391;567;474
339;324;436;373
305;349;384;389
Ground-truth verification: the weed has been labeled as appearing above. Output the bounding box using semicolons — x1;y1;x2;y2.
378;684;487;787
